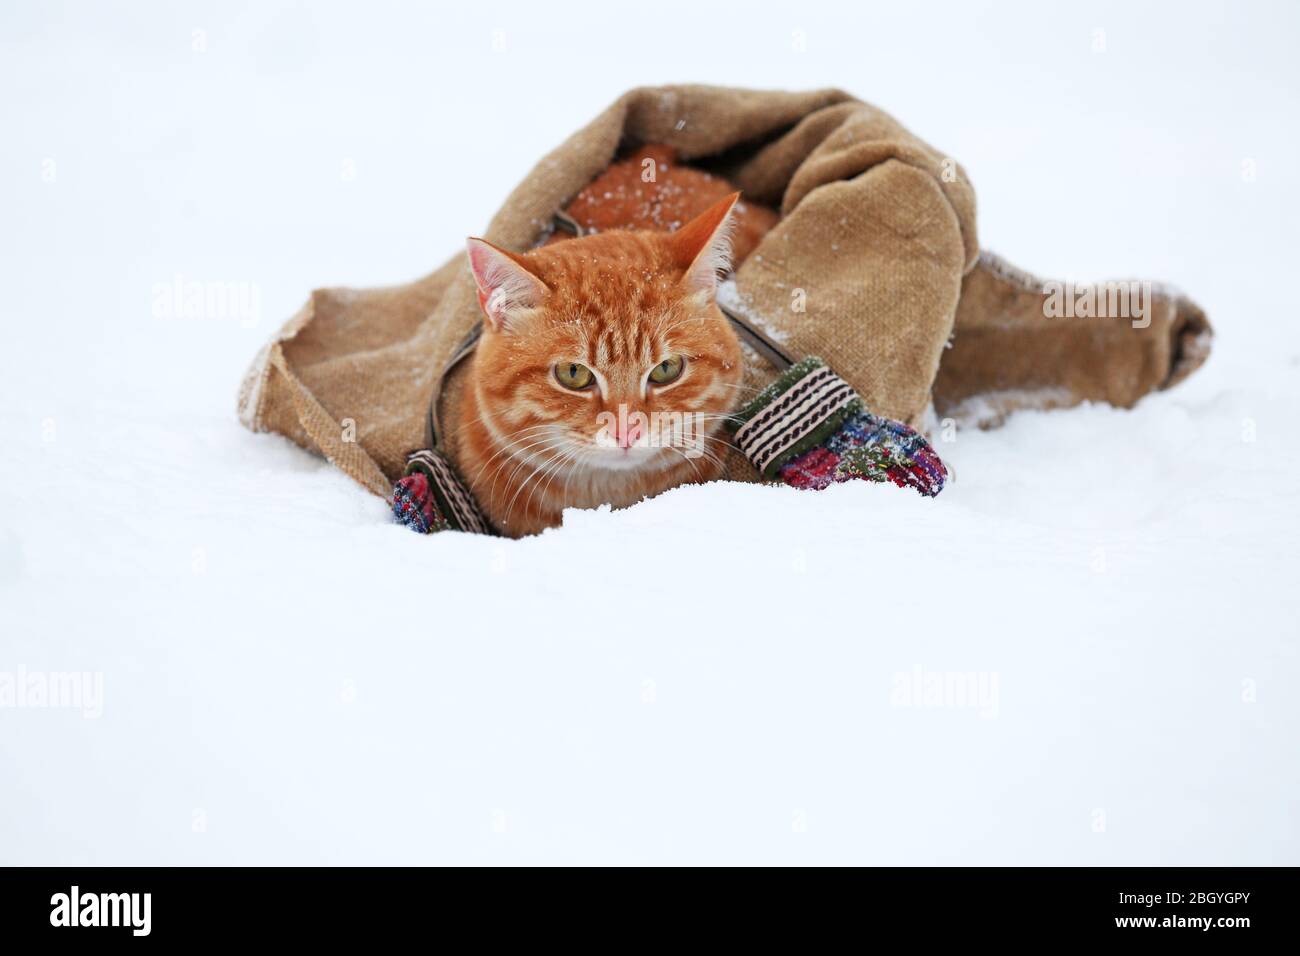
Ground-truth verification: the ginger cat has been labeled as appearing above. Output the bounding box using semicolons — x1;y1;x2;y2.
459;192;750;537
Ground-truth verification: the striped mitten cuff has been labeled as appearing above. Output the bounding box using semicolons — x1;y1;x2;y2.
728;357;948;497
392;449;494;535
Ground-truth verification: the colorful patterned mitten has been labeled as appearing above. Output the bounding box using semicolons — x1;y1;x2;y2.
728;357;948;497
392;449;494;535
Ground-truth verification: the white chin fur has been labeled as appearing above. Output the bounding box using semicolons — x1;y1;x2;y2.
581;445;665;472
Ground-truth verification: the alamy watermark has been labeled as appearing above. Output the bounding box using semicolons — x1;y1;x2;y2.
152;273;261;327
0;666;103;718
890;666;999;718
1043;280;1152;329
50;886;150;936
594;404;713;459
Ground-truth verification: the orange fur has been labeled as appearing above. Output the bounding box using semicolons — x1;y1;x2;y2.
458;195;746;536
547;144;777;265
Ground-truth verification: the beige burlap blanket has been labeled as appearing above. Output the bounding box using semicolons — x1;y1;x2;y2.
237;85;1211;499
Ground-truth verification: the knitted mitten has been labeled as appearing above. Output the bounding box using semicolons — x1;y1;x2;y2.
727;357;948;497
392;449;494;535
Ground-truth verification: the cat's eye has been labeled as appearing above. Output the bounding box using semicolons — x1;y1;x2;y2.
648;355;685;385
554;361;595;390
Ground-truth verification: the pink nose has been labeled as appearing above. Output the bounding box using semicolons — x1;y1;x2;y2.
616;419;643;449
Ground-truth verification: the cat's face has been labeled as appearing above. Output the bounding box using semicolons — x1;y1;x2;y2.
466;195;744;478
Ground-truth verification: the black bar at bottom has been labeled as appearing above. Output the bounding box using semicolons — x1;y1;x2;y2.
0;866;1292;943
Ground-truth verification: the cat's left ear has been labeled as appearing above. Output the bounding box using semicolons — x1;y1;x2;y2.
466;238;549;332
671;192;739;296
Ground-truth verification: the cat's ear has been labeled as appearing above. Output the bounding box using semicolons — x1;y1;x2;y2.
670;192;739;296
466;238;549;332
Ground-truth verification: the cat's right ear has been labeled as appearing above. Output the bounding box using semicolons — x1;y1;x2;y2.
465;238;549;332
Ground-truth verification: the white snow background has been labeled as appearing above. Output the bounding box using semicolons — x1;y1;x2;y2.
2;0;1298;864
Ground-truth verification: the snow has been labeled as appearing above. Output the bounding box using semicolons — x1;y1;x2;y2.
2;0;1298;864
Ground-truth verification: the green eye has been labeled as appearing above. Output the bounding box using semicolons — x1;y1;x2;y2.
648;355;685;385
554;361;595;390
